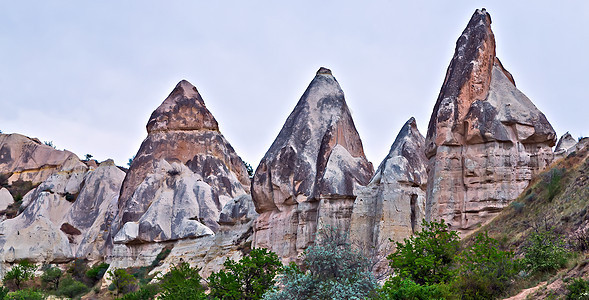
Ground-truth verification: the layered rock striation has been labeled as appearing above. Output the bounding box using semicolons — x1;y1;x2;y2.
350;117;427;269
251;67;373;261
109;80;252;268
0;133;80;184
425;9;556;234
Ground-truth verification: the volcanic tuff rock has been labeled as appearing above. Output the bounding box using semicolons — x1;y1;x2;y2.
0;189;12;212
109;80;252;268
251;67;374;261
350;117;427;273
0;159;124;263
0;133;80;184
425;9;556;234
555;132;578;159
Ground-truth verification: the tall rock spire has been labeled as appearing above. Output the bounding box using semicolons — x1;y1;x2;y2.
251;67;373;261
425;9;556;234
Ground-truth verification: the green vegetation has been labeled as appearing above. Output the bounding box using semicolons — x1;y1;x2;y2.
3;261;36;291
208;248;282;300
108;268;137;296
523;230;569;275
40;266;62;290
264;226;378;299
5;288;44;300
566;278;589;300
57;275;88;298
85;262;109;284
244;162;254;177
159;262;206;299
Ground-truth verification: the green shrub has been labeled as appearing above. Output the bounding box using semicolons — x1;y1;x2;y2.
67;259;90;284
388;219;460;285
378;278;447;300
119;284;160;300
158;262;206;300
108;268;137;296
57;275;88;298
0;287;8;300
5;288;44;300
41;266;62;290
524;231;568;275
264;226;377;300
85;262;109;283
546;168;564;201
566;278;589;300
453;232;521;299
208;248;282;300
3;261;36;290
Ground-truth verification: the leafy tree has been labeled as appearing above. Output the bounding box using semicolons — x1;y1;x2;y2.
524;230;568;275
108;268;137;296
3;261;36;290
244;162;254;177
128;155;136;168
158;262;206;300
566;278;589;300
85;262;109;283
208;248;282;300
120;284;160;300
41;266;62;290
453;232;520;299
84;154;93;161
387;219;459;285
0;287;8;300
57;275;88;298
378;277;447;300
5;288;44;300
264;226;378;299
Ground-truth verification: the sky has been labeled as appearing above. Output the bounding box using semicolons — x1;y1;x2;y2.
1;1;588;167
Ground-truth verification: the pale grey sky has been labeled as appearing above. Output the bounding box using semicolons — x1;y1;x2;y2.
1;1;588;167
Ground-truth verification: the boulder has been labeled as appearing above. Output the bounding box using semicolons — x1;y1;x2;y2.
108;80;251;268
251;67;373;261
0;133;80;184
350;117;427;273
425;9;556;234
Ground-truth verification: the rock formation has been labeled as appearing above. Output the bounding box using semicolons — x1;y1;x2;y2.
425;9;556;234
251;67;374;261
0;133;80;184
555;132;578;159
0;189;12;212
0;159;124;263
350;117;427;272
109;80;252;268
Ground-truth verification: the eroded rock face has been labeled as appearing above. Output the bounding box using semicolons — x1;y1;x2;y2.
0;159;124;263
0;189;12;212
425;9;556;234
251;67;373;261
109;80;251;268
555;132;578;159
350;117;427;273
0;133;80;184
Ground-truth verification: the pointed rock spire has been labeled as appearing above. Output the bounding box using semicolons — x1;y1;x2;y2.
251;67;373;261
425;9;556;234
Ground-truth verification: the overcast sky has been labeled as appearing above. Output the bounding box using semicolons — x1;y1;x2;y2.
1;1;588;167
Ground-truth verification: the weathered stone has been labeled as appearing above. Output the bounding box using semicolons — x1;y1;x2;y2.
0;133;80;184
425;9;556;234
108;80;251;269
350;117;427;273
555;132;578;159
0;189;12;212
251;67;374;262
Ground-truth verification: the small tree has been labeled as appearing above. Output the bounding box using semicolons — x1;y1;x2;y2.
41;266;63;290
159;262;206;300
3;261;36;290
108;268;137;296
524;230;568;275
208;248;282;300
387;219;460;286
264;226;378;299
244;162;254;178
84;154;93;161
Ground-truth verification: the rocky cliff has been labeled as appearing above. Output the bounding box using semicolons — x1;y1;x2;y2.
251;67;374;261
0;133;80;184
350;117;427;273
425;9;556;234
108;80;253;270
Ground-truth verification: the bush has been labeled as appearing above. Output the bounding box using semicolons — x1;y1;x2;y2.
388;219;459;285
85;262;109;283
108;268;137;296
5;288;44;300
567;278;589;300
120;284;160;300
378;278;447;300
208;248;282;300
453;232;520;299
524;231;568;275
0;287;8;300
3;261;36;290
41;266;62;290
546;168;564;201
264;226;378;299
57;275;89;298
67;259;90;284
158;262;206;300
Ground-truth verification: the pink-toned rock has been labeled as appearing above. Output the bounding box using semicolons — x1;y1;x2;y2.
251;67;374;262
0;133;80;184
425;9;556;234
